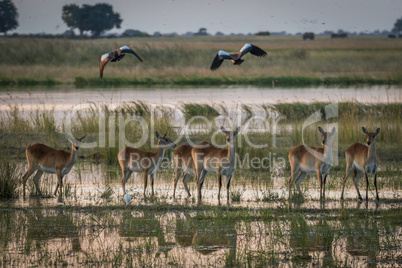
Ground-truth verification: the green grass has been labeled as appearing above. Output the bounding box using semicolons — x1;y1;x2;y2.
181;103;220;119
0;101;400;165
72;76;402;86
0;36;401;85
0;159;20;199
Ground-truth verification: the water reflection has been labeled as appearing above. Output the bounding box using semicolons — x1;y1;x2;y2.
289;217;335;266
344;218;380;267
0;207;399;267
119;210;175;257
174;212;237;258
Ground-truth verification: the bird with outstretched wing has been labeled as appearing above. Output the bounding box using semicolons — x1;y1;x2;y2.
210;43;267;71
99;46;143;78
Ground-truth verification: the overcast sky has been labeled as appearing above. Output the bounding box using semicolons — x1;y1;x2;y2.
11;0;402;35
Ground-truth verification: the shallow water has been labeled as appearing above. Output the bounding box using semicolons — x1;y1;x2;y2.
1;85;401;112
1;162;401;267
1;85;401;267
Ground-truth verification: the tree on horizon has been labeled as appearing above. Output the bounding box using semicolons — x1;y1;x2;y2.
0;0;19;35
392;17;402;33
62;3;122;38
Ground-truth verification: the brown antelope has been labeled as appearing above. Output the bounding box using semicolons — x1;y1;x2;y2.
341;127;380;201
22;134;87;197
288;126;336;200
173;144;194;198
191;126;240;201
118;132;176;196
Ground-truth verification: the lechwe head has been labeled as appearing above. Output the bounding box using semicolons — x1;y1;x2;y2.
155;132;177;149
220;126;241;145
65;133;88;151
341;127;381;201
288;126;336;201
362;127;380;146
318;126;336;147
22;133;87;197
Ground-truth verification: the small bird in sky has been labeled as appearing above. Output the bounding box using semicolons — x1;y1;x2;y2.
123;189;131;205
210;43;267;71
99;46;143;78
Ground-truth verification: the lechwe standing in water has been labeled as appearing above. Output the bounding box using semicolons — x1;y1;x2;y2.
173;144;194;198
191;126;240;201
22;134;87;197
341;127;380;201
118;132;176;197
288;126;336;200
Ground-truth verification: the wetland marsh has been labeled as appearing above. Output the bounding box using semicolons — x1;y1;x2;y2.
0;85;401;267
0;36;401;267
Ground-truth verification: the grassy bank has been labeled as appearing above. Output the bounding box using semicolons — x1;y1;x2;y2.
1;75;400;87
0;36;401;86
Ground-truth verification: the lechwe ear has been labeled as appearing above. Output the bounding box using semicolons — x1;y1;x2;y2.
374;128;381;136
318;126;325;135
77;134;87;142
155;132;161;140
330;127;336;136
234;126;241;135
65;133;81;147
220;126;229;134
362;127;368;135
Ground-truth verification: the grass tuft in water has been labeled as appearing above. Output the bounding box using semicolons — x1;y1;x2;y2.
0;159;20;199
181;103;220;120
230;190;242;202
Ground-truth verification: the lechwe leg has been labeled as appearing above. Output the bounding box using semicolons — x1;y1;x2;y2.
33;170;43;196
226;174;233;201
143;172;148;196
182;173;192;197
173;168;182;198
22;166;37;196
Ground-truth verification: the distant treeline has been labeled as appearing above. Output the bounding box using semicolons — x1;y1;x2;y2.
3;29;402;39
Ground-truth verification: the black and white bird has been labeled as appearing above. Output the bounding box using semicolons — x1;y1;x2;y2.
210;43;267;71
99;46;143;78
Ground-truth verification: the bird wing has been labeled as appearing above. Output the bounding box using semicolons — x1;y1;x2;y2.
119;46;143;62
99;53;111;79
210;53;224;71
210;50;233;70
239;43;267;57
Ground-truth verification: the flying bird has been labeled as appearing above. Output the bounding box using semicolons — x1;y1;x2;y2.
99;46;143;78
123;189;131;205
210;43;267;71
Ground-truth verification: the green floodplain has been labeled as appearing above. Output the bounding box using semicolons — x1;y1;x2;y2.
0;35;401;86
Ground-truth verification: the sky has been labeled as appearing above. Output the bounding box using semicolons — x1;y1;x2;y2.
11;0;402;35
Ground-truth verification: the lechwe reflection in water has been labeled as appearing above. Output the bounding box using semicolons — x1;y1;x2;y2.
289;216;335;266
174;212;237;259
344;218;380;267
26;209;84;254
119;210;175;257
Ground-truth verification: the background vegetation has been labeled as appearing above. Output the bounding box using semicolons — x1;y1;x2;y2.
0;36;401;85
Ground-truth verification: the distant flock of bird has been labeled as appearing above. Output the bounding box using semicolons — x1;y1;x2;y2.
21;43;381;205
99;43;267;78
